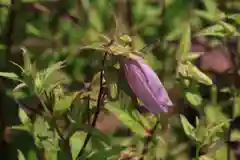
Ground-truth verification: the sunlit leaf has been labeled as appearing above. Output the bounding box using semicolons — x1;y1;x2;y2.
105;102;146;138
180;115;197;141
11;125;31;132
202;0;218;14
119;34;132;44
177;23;191;61
13;83;27;91
19;108;30;124
70;132;87;159
208;122;228;139
0;72;21;82
108;43;130;56
33;117;59;152
204;105;229;124
104;67;119;100
234;96;240;117
88;146;127;160
18;150;25;160
195;20;239;37
219;21;239;36
182;52;202;61
199;155;214;160
42;61;65;82
79;43;106;52
54;94;75;116
228;14;240;24
194;7;225;22
26;24;41;37
89;8;103;32
231;130;240;141
178;61;213;85
22;48;34;74
67;96;91;139
185;91;203;106
196;24;225;37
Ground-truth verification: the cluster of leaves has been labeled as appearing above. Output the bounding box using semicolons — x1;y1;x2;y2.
0;0;240;160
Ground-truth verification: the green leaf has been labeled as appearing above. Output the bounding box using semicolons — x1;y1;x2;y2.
33;117;59;151
70;132;87;159
204;105;229;125
127;52;143;61
180;115;197;141
162;0;193;38
208;122;228;140
19;108;30;124
182;52;201;62
88;146;127;160
13;83;27;91
194;10;225;21
195;125;208;144
108;43;131;56
196;24;225;37
79;43;106;52
178;61;213;85
202;0;218;14
228;14;240;24
199;155;214;160
34;73;43;93
89;8;103;32
119;34;132;44
105;102;146;138
177;23;191;61
18;150;26;160
0;44;5;50
54;94;75;116
34;62;68;94
219;21;239;36
86;127;112;146
11;125;31;132
104;67;119;100
0;72;20;81
231;130;240;141
26;24;41;37
42;61;65;83
22;49;34;74
234;96;240;117
67;97;90;137
44;150;58;160
185;91;202;106
26;150;39;160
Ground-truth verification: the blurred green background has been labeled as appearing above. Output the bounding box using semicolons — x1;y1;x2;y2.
0;0;240;160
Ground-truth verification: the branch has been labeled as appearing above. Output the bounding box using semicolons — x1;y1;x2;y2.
76;53;107;159
140;118;160;160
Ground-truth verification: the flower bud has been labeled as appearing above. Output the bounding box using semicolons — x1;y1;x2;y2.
122;58;173;114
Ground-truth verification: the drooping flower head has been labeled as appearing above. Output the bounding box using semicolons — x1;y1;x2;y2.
122;58;173;114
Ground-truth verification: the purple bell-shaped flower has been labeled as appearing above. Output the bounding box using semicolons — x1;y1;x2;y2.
122;58;173;114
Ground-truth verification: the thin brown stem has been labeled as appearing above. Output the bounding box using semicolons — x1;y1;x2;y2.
76;53;107;159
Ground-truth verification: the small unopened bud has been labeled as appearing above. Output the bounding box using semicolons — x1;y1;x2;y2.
122;58;173;114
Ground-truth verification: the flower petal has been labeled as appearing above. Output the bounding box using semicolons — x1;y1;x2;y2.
123;58;173;114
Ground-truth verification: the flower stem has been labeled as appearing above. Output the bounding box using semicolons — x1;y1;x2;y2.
196;146;201;160
76;53;107;160
140;117;160;160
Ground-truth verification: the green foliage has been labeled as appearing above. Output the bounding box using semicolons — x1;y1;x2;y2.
0;0;239;159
